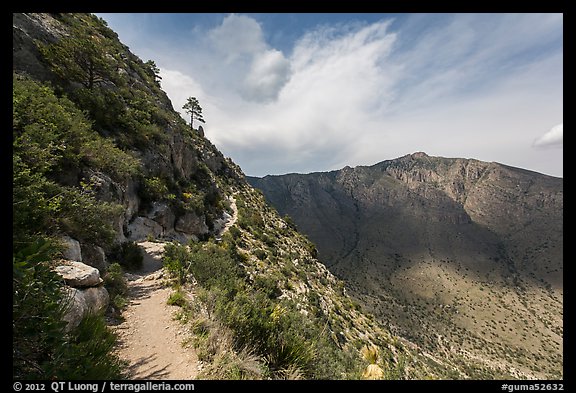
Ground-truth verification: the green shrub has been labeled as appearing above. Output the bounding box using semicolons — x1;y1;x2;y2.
13;74;134;247
162;242;191;285
165;242;244;292
254;249;267;261
110;241;143;271
254;274;282;299
13;239;124;379
103;263;128;311
13;240;67;379
229;226;242;239
46;314;124;379
167;289;187;307
163;239;364;379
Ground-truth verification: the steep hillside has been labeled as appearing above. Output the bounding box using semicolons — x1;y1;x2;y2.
248;152;563;379
14;13;474;380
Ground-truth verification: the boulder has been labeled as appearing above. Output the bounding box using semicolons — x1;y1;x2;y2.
61;286;109;331
127;216;163;241
175;212;209;235
61;287;87;331
54;261;102;287
80;243;108;274
82;286;110;314
148;202;175;231
60;236;82;262
212;211;232;235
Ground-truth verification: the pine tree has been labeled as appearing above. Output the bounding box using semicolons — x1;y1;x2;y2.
182;97;205;129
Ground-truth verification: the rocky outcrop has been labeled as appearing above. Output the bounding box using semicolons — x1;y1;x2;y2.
60;235;82;262
79;243;108;274
12;13;63;83
175;212;209;235
54;260;109;330
61;286;109;331
55;260;103;287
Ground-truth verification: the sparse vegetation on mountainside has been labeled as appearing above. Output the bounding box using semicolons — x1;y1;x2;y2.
248;153;563;379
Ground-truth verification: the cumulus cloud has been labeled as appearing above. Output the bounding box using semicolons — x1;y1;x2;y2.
533;124;563;148
242;49;291;103
204;14;291;103
208;14;266;59
203;19;400;175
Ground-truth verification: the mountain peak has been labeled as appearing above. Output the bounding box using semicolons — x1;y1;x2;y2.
410;151;428;158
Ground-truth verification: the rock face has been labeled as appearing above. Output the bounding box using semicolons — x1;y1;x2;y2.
175;212;210;235
12;13;64;83
60;236;82;262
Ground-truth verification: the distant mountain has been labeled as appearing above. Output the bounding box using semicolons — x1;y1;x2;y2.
248;152;563;378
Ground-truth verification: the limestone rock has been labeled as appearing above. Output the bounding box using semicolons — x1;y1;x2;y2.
81;286;110;313
61;286;109;331
80;243;108;274
60;236;82;262
127;216;163;241
55;261;102;287
62;287;87;331
175;212;209;235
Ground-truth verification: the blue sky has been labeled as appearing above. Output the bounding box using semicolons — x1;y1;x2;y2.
97;13;563;177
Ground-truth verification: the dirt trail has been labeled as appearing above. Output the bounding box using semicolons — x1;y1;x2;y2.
215;194;238;238
113;242;198;380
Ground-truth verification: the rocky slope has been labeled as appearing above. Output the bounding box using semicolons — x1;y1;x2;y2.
14;13;242;248
248;152;563;379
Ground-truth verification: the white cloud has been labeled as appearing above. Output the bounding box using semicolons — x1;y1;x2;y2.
201;19;400;175
242;49;291;103
208;14;266;59
533;124;563;148
195;14;293;104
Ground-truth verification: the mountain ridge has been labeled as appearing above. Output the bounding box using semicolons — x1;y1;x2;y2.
256;151;562;181
248;151;563;379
